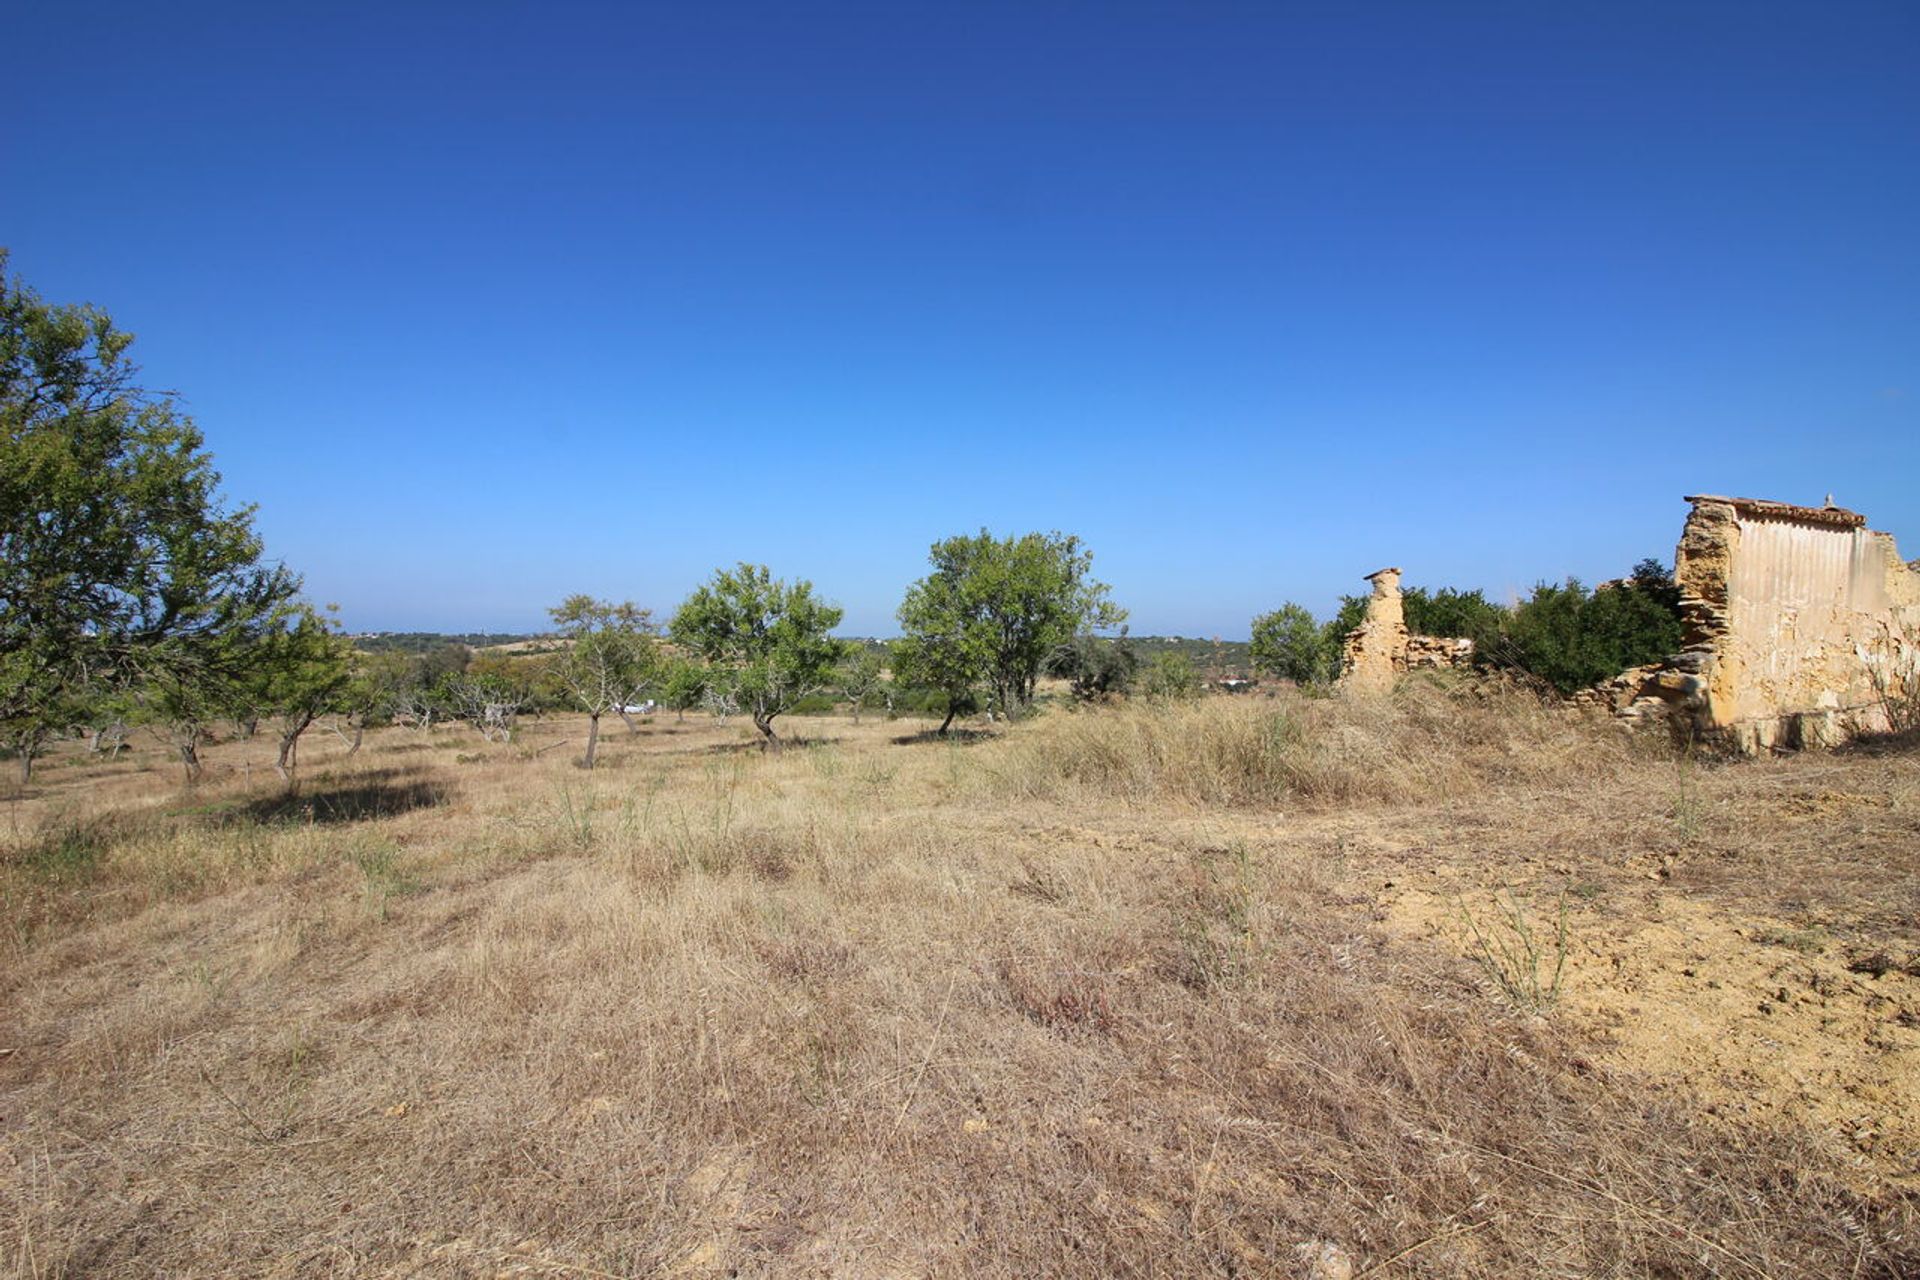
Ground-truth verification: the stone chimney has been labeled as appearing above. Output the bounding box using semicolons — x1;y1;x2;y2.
1339;567;1408;693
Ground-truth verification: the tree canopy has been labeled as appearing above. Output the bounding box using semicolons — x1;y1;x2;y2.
1249;603;1329;685
669;564;845;742
894;530;1124;730
2;253;300;780
242;604;354;781
547;595;659;767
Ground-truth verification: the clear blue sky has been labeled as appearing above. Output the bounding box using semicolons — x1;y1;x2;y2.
8;2;1916;637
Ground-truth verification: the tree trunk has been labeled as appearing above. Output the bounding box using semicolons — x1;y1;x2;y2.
937;706;957;736
754;711;778;746
178;740;201;784
276;713;315;783
583;712;601;769
17;748;33;787
616;708;639;735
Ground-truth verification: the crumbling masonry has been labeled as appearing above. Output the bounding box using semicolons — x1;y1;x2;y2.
1593;496;1920;752
1338;495;1920;753
1338;567;1474;691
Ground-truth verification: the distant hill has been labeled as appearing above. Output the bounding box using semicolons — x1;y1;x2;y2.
350;631;541;654
1128;636;1254;679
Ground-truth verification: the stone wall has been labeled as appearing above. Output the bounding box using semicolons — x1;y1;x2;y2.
1338;568;1476;691
1406;635;1475;670
1659;495;1920;751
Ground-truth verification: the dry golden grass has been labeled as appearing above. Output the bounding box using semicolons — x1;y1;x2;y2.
990;680;1639;807
3;689;1918;1277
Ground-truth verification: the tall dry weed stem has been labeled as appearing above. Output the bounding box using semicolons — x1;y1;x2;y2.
1456;889;1571;1012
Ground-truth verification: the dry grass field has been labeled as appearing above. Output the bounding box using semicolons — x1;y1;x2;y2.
4;687;1918;1278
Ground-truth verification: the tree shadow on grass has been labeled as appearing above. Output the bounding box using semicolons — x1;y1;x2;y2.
375;740;441;756
237;769;454;826
684;739;770;758
3;817;117;884
890;727;996;746
689;733;844;756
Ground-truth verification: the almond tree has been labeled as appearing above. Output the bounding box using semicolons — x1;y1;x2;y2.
547;595;659;768
891;578;986;736
245;605;354;783
669;564;844;745
327;651;411;755
444;673;528;743
837;646;886;724
894;530;1124;730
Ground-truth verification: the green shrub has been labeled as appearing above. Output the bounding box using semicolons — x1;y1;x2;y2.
1479;560;1682;694
787;692;839;716
1142;652;1200;700
1404;586;1505;640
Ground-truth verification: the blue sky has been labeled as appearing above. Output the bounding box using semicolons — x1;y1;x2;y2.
8;2;1915;636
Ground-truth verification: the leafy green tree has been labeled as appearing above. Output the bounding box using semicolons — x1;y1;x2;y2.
1250;603;1329;684
1318;594;1369;681
0;670;84;784
137;665;232;783
836;646;887;724
547;595;659;768
659;654;708;723
133;621;263;783
244;605;354;783
328;650;411;755
1050;631;1138;701
893;555;991;736
669;564;846;743
890;617;983;737
1;252;298;782
83;682;140;759
895;530;1124;725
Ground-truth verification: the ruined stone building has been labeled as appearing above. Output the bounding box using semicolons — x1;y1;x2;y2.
1612;496;1919;751
1337;568;1473;690
1336;495;1920;754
